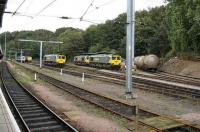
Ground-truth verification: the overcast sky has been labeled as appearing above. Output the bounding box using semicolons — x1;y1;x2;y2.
1;0;166;33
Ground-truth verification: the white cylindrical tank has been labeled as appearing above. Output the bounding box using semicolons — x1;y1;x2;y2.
143;54;159;69
134;56;145;68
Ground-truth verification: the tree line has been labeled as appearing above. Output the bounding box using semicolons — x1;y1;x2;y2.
0;0;199;61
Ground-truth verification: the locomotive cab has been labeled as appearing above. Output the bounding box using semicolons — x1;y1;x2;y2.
109;55;121;69
56;55;66;64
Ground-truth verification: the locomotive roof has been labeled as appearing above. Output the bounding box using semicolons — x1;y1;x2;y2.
79;52;118;56
44;54;65;56
90;54;120;57
79;53;96;55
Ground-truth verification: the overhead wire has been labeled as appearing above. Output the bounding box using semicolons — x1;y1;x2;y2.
24;0;34;12
33;0;58;18
23;0;58;28
81;19;99;24
8;0;118;30
87;0;118;15
80;0;95;20
12;0;27;16
79;0;118;23
5;11;99;24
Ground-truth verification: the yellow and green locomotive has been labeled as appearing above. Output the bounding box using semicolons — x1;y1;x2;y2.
74;53;122;70
43;54;66;67
25;56;32;63
74;55;90;65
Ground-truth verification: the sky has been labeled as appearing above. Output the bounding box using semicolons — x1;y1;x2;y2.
1;0;166;33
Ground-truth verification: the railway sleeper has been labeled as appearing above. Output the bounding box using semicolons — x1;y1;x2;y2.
11;95;30;98
28;120;60;128
14;101;38;105
18;106;42;110
24;116;53;122
20;109;45;114
22;112;49;118
16;104;40;108
30;125;66;132
11;96;33;100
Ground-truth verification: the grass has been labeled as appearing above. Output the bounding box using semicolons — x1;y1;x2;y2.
10;64;34;86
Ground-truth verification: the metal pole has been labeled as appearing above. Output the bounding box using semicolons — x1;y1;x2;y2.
40;41;43;68
125;0;135;98
9;51;10;60
15;52;17;60
132;0;135;62
4;33;6;60
20;49;22;63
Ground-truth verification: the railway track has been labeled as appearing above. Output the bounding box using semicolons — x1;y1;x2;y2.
153;71;200;87
13;61;200;131
134;71;200;88
28;62;200;100
66;64;200;99
31;61;200;87
64;63;200;88
32;61;200;87
1;62;77;132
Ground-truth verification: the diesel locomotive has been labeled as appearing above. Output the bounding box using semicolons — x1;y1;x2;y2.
43;54;66;67
74;53;122;70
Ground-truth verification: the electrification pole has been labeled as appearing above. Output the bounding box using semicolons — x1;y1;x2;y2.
125;0;135;99
18;39;63;68
20;49;23;63
4;33;6;60
39;41;43;68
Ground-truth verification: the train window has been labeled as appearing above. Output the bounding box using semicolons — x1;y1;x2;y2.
62;56;65;59
117;57;120;60
112;57;116;60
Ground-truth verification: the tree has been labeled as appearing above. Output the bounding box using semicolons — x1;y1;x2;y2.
58;28;85;59
166;0;200;57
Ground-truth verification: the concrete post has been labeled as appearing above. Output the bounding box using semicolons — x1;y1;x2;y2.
40;42;43;68
82;73;85;82
60;69;63;75
34;73;37;81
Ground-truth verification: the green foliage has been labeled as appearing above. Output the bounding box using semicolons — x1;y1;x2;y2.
2;2;200;61
58;28;85;59
166;0;200;57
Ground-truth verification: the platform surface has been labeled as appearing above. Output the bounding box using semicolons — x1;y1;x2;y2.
0;88;20;132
